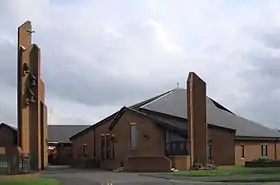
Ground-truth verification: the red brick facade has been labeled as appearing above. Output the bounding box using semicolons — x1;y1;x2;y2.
235;139;280;165
68;72;280;171
208;126;235;165
187;72;208;167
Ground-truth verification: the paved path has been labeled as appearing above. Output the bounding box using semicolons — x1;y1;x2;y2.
40;166;276;185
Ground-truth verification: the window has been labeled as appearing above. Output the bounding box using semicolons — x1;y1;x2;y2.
241;144;245;158
106;134;111;159
112;135;115;159
165;131;188;155
265;144;268;157
101;134;105;160
130;122;138;149
261;143;268;157
207;142;212;160
82;144;87;156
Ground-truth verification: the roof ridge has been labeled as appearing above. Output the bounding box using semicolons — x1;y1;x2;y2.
138;89;174;108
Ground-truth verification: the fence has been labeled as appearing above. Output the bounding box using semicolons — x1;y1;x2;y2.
0;154;31;175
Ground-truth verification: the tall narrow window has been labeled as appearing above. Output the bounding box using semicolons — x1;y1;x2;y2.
261;143;268;157
82;144;87;156
130;122;137;149
207;142;212;160
241;144;245;158
106;134;111;159
261;143;264;157
101;134;105;160
265;143;268;157
112;135;115;159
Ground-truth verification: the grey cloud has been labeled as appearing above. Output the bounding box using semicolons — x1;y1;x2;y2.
261;30;280;49
0;31;175;109
3;0;280;129
234;30;280;128
0;40;17;87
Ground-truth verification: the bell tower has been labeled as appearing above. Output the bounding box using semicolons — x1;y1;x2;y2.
17;21;48;170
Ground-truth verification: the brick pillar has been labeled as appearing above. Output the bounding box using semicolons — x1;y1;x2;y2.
43;104;48;168
17;21;32;156
29;45;41;170
187;72;207;167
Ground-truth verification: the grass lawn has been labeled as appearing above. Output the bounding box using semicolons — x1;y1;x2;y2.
0;178;61;185
169;166;280;177
142;166;280;182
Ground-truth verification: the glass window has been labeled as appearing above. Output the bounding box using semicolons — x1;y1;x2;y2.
166;143;170;151
112;135;115;159
261;143;268;157
101;135;105;160
241;144;245;158
130;122;138;148
207;142;212;160
165;131;188;155
82;144;87;155
265;144;268;157
106;134;111;159
180;143;185;150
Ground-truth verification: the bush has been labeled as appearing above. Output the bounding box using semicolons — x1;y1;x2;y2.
253;157;272;162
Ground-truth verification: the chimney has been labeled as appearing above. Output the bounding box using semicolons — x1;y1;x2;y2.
187;72;207;167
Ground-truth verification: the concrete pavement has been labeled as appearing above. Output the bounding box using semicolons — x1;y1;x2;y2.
40;166;275;185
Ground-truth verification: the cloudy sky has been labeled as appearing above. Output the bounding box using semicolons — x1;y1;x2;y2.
1;0;280;129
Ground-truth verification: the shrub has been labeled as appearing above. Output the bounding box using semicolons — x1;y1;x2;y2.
253;156;272;162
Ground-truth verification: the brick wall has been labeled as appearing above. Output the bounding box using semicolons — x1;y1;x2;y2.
208;127;235;166
72;129;95;158
235;140;279;165
170;155;191;170
101;110;166;170
0;126;17;147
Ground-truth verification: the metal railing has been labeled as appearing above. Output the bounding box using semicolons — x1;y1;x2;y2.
0;154;31;175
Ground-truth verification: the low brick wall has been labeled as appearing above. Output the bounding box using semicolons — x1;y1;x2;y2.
169;155;190;170
124;156;171;172
0;148;5;155
245;161;280;167
0;173;39;179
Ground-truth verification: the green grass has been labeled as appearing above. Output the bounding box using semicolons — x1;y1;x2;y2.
167;166;280;177
142;166;280;182
0;178;61;185
216;175;280;183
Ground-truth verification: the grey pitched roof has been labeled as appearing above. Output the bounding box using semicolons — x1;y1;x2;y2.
0;124;90;143
141;88;280;138
48;125;90;143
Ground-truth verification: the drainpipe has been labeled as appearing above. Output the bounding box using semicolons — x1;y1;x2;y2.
275;138;279;160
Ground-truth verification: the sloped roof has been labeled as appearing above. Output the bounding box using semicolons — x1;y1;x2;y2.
48;125;90;143
141;88;280;138
109;107;189;136
0;123;17;132
0;123;90;143
70;90;173;140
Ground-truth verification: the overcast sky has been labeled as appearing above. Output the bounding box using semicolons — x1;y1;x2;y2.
1;0;280;129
